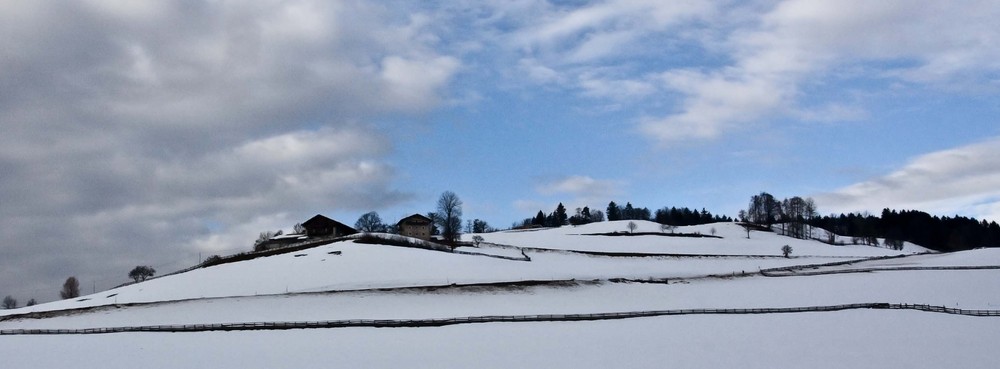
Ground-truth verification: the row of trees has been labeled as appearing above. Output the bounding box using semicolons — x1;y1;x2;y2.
740;192;818;240
519;201;731;229
809;209;1000;252
740;191;1000;251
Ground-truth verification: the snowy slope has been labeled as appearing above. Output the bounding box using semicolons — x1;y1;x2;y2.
5;222;928;316
2;223;998;369
2;237;847;315
473;221;930;256
3;310;998;369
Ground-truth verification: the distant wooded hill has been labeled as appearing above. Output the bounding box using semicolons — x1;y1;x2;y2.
518;192;1000;253
811;209;1000;253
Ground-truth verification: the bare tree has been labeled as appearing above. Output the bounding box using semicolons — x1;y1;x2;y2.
2;295;17;309
355;211;386;232
781;245;793;258
26;298;37;306
660;223;677;234
436;191;463;243
739;223;755;239
804;197;817;237
627;221;638;233
747;192;780;226
128;266;156;282
60;276;80;299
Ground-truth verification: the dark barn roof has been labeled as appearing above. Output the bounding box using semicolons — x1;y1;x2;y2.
301;214;357;237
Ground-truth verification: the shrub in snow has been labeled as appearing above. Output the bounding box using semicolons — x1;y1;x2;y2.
781;245;793;258
203;255;223;267
885;239;904;250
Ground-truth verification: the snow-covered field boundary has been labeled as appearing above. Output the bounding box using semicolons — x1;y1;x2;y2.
4;303;999;336
763;265;1000;277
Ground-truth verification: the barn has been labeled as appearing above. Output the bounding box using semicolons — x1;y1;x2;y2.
301;214;358;238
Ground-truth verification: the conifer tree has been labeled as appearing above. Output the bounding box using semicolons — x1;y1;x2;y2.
607;201;622;221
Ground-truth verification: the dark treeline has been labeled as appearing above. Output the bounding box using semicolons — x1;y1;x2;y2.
740;191;1000;252
651;206;733;226
810;209;1000;252
516;201;731;228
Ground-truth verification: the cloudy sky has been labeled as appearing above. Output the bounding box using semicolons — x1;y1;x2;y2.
2;0;999;302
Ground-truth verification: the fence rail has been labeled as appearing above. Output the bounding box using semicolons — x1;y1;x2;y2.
3;303;998;336
761;265;1000;277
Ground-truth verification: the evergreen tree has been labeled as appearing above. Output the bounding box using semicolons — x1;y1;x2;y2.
554;203;568;226
533;211;546;226
623;202;635;220
637;207;652;221
607;201;622;221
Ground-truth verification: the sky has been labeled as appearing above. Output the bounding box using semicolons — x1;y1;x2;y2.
2;0;999;302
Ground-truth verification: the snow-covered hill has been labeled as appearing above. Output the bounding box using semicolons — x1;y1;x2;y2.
1;222;924;315
2;221;998;369
472;220;930;256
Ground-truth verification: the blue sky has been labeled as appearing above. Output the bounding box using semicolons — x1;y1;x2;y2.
2;0;1000;301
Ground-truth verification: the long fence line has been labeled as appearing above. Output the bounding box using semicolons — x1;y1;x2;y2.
3;303;998;336
761;265;1000;277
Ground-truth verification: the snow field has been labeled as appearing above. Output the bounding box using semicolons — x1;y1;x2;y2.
3;267;998;330
2;310;998;369
474;221;929;256
1;221;998;369
3;236;885;315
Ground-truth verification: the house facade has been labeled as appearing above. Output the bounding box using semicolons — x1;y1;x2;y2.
397;214;434;241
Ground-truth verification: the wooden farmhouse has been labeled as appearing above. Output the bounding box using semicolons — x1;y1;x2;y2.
301;214;358;238
256;214;357;252
397;214;434;241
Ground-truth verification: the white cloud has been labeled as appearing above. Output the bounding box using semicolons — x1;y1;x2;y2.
514;175;625;217
511;0;711;54
641;70;791;141
488;0;717;105
792;103;868;123
536;175;622;198
481;0;1000;144
517;58;565;85
0;0;451;301
380;55;462;111
578;72;658;100
639;0;1000;143
815;138;1000;221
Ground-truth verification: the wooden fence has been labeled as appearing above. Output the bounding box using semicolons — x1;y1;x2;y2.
761;265;1000;277
3;303;997;336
